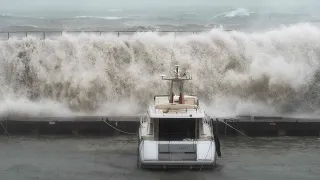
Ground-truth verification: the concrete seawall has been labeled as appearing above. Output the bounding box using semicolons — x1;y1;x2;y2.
1;116;320;136
215;116;320;136
0;116;139;136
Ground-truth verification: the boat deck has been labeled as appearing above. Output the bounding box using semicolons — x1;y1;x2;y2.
148;95;206;118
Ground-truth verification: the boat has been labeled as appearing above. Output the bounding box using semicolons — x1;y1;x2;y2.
137;65;221;169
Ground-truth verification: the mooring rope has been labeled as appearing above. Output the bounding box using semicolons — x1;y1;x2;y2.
0;120;10;136
216;118;251;138
102;119;137;135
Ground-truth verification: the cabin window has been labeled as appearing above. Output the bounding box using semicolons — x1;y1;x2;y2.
157;118;197;141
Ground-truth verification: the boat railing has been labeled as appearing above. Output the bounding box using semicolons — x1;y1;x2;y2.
153;106;202;114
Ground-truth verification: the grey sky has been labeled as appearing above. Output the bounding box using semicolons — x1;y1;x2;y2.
0;0;319;12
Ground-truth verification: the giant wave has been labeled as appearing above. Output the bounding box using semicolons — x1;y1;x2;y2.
1;23;320;118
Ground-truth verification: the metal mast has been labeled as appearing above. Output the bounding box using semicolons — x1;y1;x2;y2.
161;65;192;104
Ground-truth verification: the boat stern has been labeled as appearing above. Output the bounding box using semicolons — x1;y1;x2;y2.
138;140;216;169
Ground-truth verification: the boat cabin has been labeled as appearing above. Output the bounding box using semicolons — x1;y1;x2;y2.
140;65;213;142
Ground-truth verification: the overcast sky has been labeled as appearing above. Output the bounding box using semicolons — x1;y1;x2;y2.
0;0;319;12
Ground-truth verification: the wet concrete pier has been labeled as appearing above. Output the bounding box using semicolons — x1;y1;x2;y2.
217;116;320;136
0;116;139;136
1;116;320;136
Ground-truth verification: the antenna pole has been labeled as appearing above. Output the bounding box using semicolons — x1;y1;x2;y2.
169;17;184;76
162;65;191;104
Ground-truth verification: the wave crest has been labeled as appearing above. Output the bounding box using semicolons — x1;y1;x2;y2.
213;8;254;18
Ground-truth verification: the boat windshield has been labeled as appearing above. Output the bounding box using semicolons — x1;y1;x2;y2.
156;118;198;141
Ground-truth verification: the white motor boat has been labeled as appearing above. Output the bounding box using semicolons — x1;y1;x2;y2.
137;65;221;169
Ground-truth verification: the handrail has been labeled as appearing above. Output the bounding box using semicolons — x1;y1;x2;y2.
0;30;202;33
0;29;233;40
0;30;201;40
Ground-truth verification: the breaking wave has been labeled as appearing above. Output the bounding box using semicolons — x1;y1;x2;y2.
1;23;320;117
75;16;124;20
225;8;253;17
213;8;254;18
0;13;44;19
